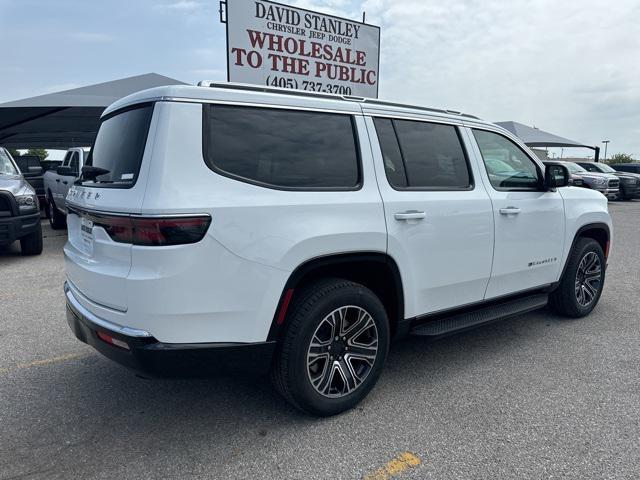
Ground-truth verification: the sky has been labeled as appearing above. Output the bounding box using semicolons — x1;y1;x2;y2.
1;0;639;159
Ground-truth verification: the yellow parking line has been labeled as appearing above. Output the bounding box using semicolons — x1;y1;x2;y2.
362;452;421;480
0;353;86;375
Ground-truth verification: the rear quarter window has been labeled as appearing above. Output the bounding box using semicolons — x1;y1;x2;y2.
202;105;361;190
83;103;154;188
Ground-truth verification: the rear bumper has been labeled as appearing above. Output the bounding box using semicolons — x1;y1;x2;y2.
0;212;40;246
64;282;276;377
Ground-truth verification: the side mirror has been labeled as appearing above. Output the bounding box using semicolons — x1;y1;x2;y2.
56;166;72;176
545;163;570;189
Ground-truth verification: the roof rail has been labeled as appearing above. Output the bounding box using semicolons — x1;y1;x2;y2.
197;81;479;119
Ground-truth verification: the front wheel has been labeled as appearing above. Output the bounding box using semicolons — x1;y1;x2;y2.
549;238;605;317
271;279;390;416
20;221;43;255
48;196;66;230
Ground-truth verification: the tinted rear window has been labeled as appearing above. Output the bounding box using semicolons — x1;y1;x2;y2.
15;156;40;172
203;105;360;189
374;118;471;189
84;104;153;188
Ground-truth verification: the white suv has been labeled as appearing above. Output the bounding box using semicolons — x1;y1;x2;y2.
64;83;612;416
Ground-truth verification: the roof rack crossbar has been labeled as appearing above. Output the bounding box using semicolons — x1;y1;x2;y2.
197;81;479;119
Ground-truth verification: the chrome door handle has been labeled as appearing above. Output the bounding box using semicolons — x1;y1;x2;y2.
394;210;426;221
499;207;521;215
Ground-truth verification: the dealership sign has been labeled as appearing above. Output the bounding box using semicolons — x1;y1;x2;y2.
224;0;380;98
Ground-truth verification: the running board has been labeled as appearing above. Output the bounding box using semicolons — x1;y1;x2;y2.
409;293;549;337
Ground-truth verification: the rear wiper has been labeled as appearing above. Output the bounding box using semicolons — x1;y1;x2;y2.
80;165;110;182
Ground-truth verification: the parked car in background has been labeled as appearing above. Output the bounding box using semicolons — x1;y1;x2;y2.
575;161;640;200
14;154;46;210
43;147;89;229
610;163;640;175
63;83;612;416
0;147;42;255
549;161;620;199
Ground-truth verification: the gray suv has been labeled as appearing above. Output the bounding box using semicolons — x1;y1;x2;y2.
0;148;43;255
555;161;620;199
575;161;640;200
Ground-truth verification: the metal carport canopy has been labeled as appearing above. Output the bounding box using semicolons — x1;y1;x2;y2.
495;121;600;160
0;73;187;150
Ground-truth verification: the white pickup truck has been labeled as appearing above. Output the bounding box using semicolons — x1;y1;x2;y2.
43;147;89;229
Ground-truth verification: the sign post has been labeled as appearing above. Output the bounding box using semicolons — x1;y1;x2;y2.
223;0;380;98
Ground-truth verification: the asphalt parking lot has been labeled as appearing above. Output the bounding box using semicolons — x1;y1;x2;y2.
1;202;639;480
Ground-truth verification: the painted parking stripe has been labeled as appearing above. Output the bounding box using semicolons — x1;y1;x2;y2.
362;452;421;480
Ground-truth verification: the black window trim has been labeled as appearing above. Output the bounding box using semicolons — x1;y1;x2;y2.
373;116;475;192
82;102;155;190
201;103;364;192
472;127;545;193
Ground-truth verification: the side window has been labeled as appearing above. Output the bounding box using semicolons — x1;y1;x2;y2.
69;152;79;174
61;151;72;167
203;105;360;189
374;118;471;189
373;118;407;188
473;130;541;190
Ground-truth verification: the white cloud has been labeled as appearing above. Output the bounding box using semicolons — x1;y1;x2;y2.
353;0;640;155
155;0;204;11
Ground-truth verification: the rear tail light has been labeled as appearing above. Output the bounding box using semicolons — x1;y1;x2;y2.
90;213;211;246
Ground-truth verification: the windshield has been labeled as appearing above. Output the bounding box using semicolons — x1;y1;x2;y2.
563;162;587;174
0;149;19;175
83;104;153;188
598;163;616;173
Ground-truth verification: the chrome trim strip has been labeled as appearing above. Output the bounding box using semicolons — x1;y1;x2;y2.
64;282;153;338
164;97;355;115
66;203;211;219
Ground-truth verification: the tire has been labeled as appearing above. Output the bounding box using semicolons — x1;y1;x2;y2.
48;195;66;230
549;238;605;317
271;278;390;417
20;221;43;255
620;187;629;201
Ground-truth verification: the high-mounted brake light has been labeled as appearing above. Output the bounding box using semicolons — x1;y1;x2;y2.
88;213;211;246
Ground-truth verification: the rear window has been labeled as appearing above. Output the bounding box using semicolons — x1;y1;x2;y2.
202;105;360;190
15;156;41;173
83;104;154;188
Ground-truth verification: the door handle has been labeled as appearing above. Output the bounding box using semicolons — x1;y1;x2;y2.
499;207;521;215
56;179;60;183
62;181;68;185
394;210;426;221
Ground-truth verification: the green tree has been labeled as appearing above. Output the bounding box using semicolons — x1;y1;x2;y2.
26;148;48;161
607;153;636;164
7;148;21;157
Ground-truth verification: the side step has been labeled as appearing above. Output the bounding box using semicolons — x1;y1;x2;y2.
410;293;549;337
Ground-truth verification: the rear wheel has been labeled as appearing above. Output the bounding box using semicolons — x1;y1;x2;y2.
549;238;605;317
20;221;43;255
271;278;390;416
48;195;66;230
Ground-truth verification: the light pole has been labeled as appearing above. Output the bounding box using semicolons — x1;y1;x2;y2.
602;140;610;161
